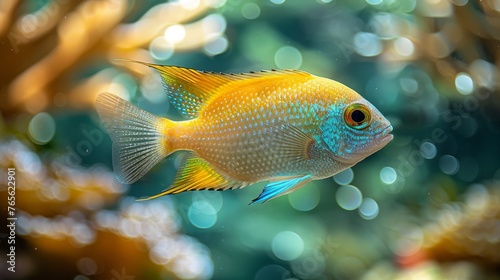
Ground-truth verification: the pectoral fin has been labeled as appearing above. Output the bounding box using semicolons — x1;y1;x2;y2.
273;122;316;165
250;175;313;204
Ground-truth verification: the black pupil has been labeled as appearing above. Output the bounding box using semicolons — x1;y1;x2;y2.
351;110;365;123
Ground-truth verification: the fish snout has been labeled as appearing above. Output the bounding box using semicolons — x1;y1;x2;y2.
375;125;393;146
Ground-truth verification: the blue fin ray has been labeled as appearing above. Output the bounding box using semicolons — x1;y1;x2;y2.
250;175;313;204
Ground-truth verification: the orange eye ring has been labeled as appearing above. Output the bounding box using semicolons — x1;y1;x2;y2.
344;104;371;130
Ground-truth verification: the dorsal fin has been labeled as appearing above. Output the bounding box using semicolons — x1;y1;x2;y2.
123;60;312;119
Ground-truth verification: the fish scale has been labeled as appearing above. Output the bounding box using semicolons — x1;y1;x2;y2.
95;60;393;203
175;82;327;181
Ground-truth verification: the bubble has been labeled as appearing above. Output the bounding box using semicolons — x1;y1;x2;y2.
149;36;174;60
333;168;354;185
455;73;474;95
241;3;260;19
394;37;414;57
271;231;304;261
358;198;379;220
353;32;382;57
274;46;302;69
439;155;460;175
366;0;382;5
28;112;56;145
204;36;228;56
288;187;320;211
419;142;437;159
379;167;397;184
164;24;186;44
336;185;362;211
269;0;285;4
188;201;217;229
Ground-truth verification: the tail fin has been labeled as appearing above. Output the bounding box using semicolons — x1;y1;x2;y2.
95;92;172;184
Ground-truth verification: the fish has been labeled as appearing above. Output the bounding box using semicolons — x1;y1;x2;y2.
95;61;393;204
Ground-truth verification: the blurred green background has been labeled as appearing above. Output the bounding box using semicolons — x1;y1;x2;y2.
1;0;499;279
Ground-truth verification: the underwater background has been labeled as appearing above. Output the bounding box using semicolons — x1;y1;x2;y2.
1;0;499;279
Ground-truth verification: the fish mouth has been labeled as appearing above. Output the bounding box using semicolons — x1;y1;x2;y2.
375;125;393;147
354;125;393;160
327;125;394;165
341;125;393;164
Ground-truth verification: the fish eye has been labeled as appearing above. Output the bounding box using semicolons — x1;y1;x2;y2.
344;104;371;130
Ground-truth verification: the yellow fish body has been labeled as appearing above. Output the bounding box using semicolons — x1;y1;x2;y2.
96;62;393;203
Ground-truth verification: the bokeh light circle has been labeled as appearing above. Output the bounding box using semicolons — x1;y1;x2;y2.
379;167;397;184
255;265;289;280
274;46;302;69
390;225;424;257
28;112;56;145
353;32;382;57
188;201;217;229
271;231;304;261
192;191;223;212
164;24;186;44
358;198;379;220
204;36;228;56
382;169;406;194
333;168;354;185
288;187;320;211
455;72;474;95
149;36;174;60
241;3;260;19
439;155;460;175
202;14;226;34
420;142;437;159
335;185;362;211
394;37;414;57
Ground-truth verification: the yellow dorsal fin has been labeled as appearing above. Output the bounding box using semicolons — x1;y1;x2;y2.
138;155;246;200
123;60;312;119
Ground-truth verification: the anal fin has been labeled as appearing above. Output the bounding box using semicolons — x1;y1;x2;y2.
250;175;313;204
138;155;244;200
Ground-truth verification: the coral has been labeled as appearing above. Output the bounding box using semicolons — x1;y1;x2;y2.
0;139;213;280
419;184;500;265
0;0;226;116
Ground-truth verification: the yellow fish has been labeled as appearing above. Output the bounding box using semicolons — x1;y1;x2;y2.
95;62;393;203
